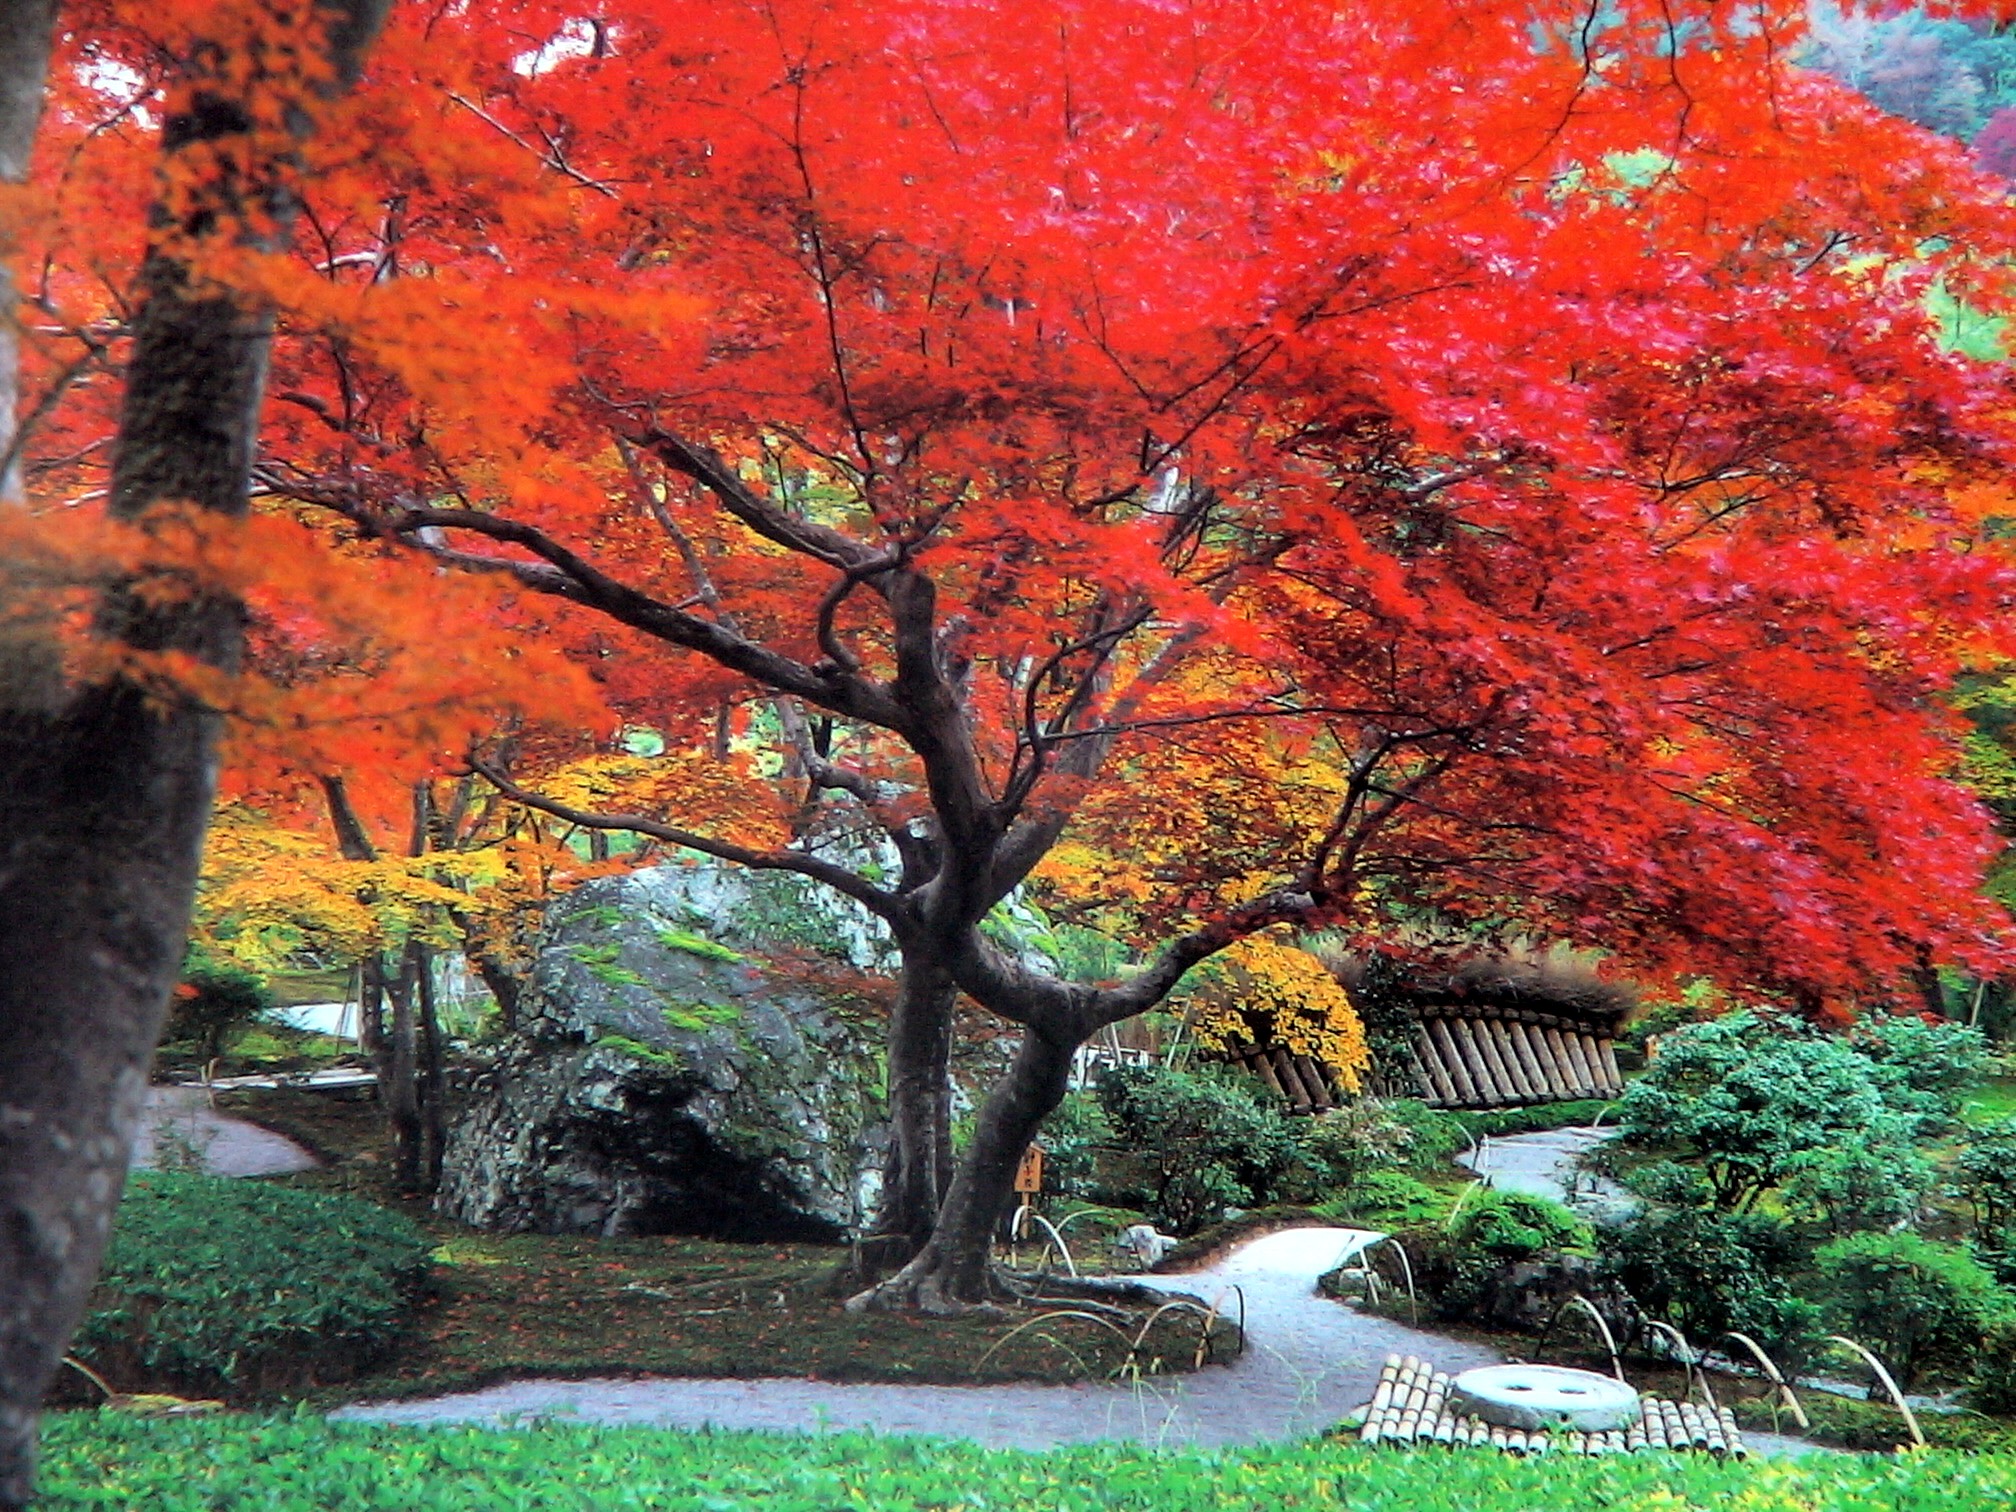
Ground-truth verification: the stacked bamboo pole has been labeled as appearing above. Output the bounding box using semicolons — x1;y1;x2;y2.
1353;1357;1747;1458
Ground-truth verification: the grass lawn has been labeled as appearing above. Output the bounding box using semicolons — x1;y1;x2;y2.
1964;1074;2016;1127
37;1412;2016;1511
204;1088;1229;1406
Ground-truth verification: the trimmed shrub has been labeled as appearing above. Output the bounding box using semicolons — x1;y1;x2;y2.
1092;1064;1298;1234
165;946;274;1063
72;1172;433;1398
1598;1207;1823;1371
1812;1231;2014;1390
1453;1191;1591;1261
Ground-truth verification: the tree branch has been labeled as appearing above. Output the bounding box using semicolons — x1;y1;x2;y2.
467;757;907;925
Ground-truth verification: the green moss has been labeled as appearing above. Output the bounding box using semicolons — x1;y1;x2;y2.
656;928;743;963
568;943;648;988
660;1000;740;1032
566;905;626;930
595;1033;683;1069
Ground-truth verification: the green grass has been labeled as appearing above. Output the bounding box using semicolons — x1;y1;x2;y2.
36;1412;2016;1511
1964;1075;2016;1128
266;967;357;1007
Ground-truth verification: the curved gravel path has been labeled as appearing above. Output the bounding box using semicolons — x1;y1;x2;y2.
338;1227;1506;1448
131;1084;319;1177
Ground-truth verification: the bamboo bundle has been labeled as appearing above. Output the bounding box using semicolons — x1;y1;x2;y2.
1426;1019;1481;1103
1624;1417;1647;1452
1488;1426;1509;1452
1641;1401;1668;1451
1472;1019;1525;1102
1503;1020;1551;1101
1443;1018;1496;1103
1525;1432;1550;1456
1411;1027;1461;1105
1293;1054;1336;1112
1717;1407;1747;1459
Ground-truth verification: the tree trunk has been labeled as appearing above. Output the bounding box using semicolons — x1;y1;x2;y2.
414;944;447;1192
381;945;425;1195
850;1022;1076;1314
0;7;386;1500
856;956;957;1274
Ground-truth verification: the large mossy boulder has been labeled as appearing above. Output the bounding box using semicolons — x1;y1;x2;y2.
437;865;897;1241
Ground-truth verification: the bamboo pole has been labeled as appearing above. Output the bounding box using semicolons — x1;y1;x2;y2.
1515;1019;1573;1099
1597;1036;1625;1096
1471;1017;1526;1103
1447;1017;1504;1104
1411;1027;1462;1105
1427;1018;1482;1103
1503;1019;1551;1101
1293;1053;1336;1112
1272;1047;1314;1113
1248;1049;1289;1103
1539;1025;1584;1096
1564;1032;1601;1097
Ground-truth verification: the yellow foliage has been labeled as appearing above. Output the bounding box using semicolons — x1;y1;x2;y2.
194;806;473;971
1176;934;1369;1093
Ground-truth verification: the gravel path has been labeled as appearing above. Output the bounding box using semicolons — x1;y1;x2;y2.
130;1084;319;1177
337;1227;1505;1448
1459;1125;1635;1223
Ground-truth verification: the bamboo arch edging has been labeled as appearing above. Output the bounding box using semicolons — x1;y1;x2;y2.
1825;1334;1926;1450
1720;1331;1809;1432
1640;1319;1719;1413
1531;1294;1626;1383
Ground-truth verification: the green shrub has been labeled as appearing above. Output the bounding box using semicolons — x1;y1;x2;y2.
1317;1169;1449;1228
72;1172;433;1397
1779;1139;1940;1236
1280;1099;1418;1201
165;946;274;1062
1452;1191;1591;1261
1848;1013;1989;1134
1812;1230;2014;1390
1615;1011;1916;1211
1038;1090;1114;1200
1962;1115;2016;1236
1092;1064;1298;1233
1974;1318;2016;1416
1598;1206;1822;1370
1377;1098;1469;1170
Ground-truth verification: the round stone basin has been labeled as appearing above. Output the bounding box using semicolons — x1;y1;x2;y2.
1447;1365;1640;1432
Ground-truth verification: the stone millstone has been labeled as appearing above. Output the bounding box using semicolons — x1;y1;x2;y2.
1447;1365;1640;1432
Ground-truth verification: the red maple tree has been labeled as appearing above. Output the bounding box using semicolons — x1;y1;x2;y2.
9;0;2016;1344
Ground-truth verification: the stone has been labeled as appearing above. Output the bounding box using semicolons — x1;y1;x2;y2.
436;864;900;1241
1448;1365;1640;1432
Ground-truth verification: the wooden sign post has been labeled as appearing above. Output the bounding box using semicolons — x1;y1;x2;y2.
1013;1143;1045;1199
